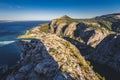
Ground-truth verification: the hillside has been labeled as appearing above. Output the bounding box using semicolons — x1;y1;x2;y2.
2;13;120;80
1;33;100;80
19;15;112;58
95;13;120;32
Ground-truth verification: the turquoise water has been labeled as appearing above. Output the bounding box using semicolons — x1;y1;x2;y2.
0;21;50;66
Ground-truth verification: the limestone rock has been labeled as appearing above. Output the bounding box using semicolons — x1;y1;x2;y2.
64;22;78;37
34;59;58;77
90;34;120;72
1;33;100;80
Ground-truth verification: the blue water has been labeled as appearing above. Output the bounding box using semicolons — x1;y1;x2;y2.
0;21;50;66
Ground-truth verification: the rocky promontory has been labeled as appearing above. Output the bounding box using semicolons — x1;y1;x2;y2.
1;33;100;80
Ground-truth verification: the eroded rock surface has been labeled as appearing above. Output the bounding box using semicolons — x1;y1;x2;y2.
90;34;120;72
1;33;99;80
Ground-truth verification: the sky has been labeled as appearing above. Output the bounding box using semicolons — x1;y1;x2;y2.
0;0;120;20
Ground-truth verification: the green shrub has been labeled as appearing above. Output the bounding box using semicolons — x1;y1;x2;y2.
38;24;50;33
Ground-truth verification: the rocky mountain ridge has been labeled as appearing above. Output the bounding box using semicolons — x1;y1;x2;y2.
1;33;100;80
1;13;120;80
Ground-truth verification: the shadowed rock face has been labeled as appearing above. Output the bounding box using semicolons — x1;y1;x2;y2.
112;21;120;33
2;40;61;80
1;33;100;80
35;33;100;80
63;37;94;56
64;22;78;37
49;18;109;48
90;34;120;72
74;23;95;44
55;23;67;36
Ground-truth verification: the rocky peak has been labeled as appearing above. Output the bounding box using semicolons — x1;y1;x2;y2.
60;15;71;19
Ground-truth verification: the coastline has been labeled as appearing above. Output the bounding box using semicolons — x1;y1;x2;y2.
0;21;49;67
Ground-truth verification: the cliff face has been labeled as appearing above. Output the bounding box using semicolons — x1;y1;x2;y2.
90;34;120;72
3;13;120;80
3;33;99;80
49;16;110;48
19;17;109;59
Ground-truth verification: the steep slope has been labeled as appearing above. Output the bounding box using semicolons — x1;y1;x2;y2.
2;33;100;80
18;13;120;80
1;13;120;80
90;34;120;72
95;13;120;32
49;16;110;48
22;16;110;49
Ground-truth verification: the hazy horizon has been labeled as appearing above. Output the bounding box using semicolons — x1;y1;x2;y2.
0;0;120;20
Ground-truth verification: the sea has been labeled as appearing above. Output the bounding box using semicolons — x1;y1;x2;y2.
0;21;50;66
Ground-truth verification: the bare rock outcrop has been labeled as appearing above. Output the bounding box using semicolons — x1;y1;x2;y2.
49;17;110;48
90;34;120;72
64;22;78;37
1;33;100;80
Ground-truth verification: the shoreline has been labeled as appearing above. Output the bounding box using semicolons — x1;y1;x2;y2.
0;21;49;67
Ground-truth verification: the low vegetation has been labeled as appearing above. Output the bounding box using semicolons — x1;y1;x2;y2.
17;14;120;80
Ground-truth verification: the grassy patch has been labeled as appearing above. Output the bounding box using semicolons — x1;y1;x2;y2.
38;23;50;33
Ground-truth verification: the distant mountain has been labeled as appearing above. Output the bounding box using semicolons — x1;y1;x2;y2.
0;20;15;22
95;13;120;33
96;13;120;21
